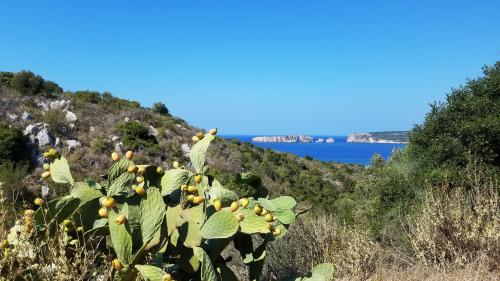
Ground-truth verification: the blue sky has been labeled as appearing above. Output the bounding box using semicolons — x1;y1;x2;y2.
1;1;499;135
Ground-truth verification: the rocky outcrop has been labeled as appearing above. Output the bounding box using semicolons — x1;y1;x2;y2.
24;122;54;148
347;133;407;144
65;111;78;123
148;125;158;137
65;140;82;153
21;111;32;121
325;137;335;143
252;135;313;143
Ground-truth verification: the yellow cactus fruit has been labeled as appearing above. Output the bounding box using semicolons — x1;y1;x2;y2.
265;213;274;222
254;204;262;215
209;128;217;135
162;273;173;281
213;199;222;211
136;176;144;184
43;163;50;170
102;197;116;208
77;226;84;232
272;228;281;236
196;132;205;140
24;209;35;217
194;174;202;184
64;226;71;232
135;185;146;196
43;151;50;158
48;148;58;157
260;208;268;216
192;135;200;142
112;259;124;271
181;184;188;191
230;201;239;212
138;166;146;175
187;195;195;202
41;171;51;179
115;214;126;225
125;150;134;160
34;198;45;206
111;152;120;161
239;198;249;208
1;240;9;249
267;222;274;231
236;213;245;222
172;161;180;168
63;219;72;227
187;185;197;193
127;165;137;173
193;196;204;204
156;166;163;174
98;207;109;218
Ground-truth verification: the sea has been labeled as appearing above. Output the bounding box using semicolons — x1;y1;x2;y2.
220;135;406;165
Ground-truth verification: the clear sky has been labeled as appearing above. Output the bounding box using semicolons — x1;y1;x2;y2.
0;1;499;135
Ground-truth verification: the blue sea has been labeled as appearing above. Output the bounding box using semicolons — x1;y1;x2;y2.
221;135;406;165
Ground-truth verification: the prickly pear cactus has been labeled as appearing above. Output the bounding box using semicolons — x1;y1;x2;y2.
6;129;335;281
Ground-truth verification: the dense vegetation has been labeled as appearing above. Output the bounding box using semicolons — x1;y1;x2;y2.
0;62;498;280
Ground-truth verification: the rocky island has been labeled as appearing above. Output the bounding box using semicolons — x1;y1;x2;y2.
347;131;409;144
252;135;313;143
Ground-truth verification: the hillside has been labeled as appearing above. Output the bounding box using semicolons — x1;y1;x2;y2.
0;70;362;212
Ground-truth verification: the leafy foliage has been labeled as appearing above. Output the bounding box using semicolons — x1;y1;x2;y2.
151;102;169;115
115;121;158;151
0;122;30;166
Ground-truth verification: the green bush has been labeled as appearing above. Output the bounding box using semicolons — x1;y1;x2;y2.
9;70;45;96
91;137;109;154
115;121;158;150
409;61;500;169
0;122;30;166
151;102;169;115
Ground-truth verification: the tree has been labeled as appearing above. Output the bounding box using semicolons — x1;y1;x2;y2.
408;61;500;168
9;70;45;95
151;102;169;115
0;122;30;166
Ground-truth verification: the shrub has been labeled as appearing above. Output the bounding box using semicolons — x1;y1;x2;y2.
90;137;109;154
42;109;67;136
0;122;30;166
114;121;158;151
1;129;333;280
9;70;45;96
151;102;169;115
409;61;500;169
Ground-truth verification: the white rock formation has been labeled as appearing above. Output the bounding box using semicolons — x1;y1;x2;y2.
65;111;78;123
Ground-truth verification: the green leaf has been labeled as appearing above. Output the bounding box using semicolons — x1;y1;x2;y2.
50;156;74;185
71;182;103;205
108;208;133;264
273;209;295;225
194;247;218;281
160;168;190;196
258;198;277;212
189;134;215;173
302;263;335;281
200;209;239;239
140;187;166;244
107;172;135;197
238;208;271;234
270;196;297;209
135;264;167;281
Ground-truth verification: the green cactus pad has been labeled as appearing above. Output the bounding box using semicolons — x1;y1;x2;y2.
233;233;254;264
200;209;239;239
270;196;297;209
160;168;190;196
108;208;133;264
49;156;74;185
107;172;135;197
135;264;167;281
166;204;182;236
193;247;218;281
71;182;103;205
257;198;277;212
34;195;80;225
181;204;205;225
272;209;295;225
140;187;165;244
208;184;238;205
189;133;215;173
237;208;271;234
108;159;133;181
302;263;335;281
179;220;202;248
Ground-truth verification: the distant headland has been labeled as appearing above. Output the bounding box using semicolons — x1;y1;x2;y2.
251;131;408;144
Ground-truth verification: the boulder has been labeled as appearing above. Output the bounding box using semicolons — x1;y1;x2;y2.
36;128;54;147
65;111;78;123
21;111;32;121
181;143;190;158
24;122;55;148
65;140;82;153
7;113;17;121
114;142;126;154
148;125;158;137
50;100;71;111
